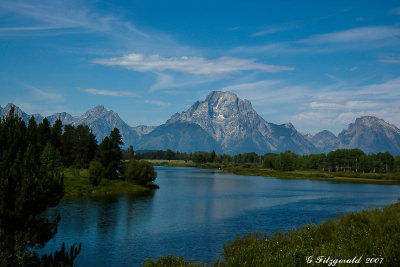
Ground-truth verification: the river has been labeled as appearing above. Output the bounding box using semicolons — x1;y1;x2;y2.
41;166;400;266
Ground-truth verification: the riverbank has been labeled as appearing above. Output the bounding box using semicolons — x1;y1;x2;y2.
150;160;400;185
144;200;400;266
63;168;158;198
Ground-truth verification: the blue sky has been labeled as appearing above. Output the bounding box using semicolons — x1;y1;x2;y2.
1;0;400;134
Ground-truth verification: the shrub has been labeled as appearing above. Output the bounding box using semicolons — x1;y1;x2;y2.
125;159;157;185
88;160;104;186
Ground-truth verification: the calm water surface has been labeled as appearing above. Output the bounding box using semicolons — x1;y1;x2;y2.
42;167;400;266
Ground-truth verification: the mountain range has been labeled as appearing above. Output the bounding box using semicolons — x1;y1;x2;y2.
1;91;400;155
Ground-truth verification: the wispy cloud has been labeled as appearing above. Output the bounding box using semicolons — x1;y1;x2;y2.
221;80;308;104
149;72;217;92
93;53;294;76
391;7;400;15
220;77;400;133
378;55;400;64
299;26;400;44
81;88;139;97
289;78;400;133
230;25;400;56
22;84;65;102
0;0;172;52
220;80;282;92
250;26;289;37
144;100;169;106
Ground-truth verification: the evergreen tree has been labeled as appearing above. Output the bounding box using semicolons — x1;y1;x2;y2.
73;125;98;169
26;116;39;159
0;107;80;265
41;142;63;174
95;136;117;179
95;128;123;179
60;124;76;167
211;150;216;162
37;117;51;151
165;149;174;162
50;118;63;152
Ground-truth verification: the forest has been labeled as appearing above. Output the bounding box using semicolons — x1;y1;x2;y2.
135;148;400;174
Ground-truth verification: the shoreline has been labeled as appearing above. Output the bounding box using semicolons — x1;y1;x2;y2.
149;160;400;185
63;167;159;198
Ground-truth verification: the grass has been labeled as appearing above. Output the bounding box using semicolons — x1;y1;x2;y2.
63;167;158;198
149;160;400;185
226;166;400;185
144;201;400;266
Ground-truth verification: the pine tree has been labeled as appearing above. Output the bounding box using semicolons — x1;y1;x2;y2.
95;128;123;179
73;125;98;168
50;118;63;152
37;117;51;151
0;106;80;265
61;124;76;167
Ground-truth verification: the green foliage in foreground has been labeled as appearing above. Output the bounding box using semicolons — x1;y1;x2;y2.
144;201;400;266
143;255;207;267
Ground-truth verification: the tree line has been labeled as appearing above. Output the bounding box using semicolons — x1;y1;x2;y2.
133;148;400;173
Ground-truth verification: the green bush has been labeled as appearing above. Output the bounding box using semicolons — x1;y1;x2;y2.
144;201;400;266
125;159;157;185
88;160;104;186
143;254;204;267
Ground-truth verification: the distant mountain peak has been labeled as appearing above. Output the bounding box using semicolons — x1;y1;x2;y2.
88;105;106;114
5;103;15;109
336;116;400;154
164;90;314;154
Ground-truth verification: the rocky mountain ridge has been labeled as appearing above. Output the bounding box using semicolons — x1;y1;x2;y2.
1;91;400;155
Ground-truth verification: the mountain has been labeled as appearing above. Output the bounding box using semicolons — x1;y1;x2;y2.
3;93;400;155
73;105;138;144
1;104;138;147
131;125;157;136
50;106;139;147
137;121;222;153
311;130;339;153
0;103;43;123
163;91;315;154
337;116;400;155
47;112;76;125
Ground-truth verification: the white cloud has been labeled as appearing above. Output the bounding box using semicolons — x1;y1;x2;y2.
81;88;139;97
22;84;65;102
309;101;380;111
0;0;171;52
250;26;289;37
299;26;400;44
93;53;294;76
221;80;282;92
378;56;400;64
218;77;400;134
144;100;169;106
149;72;217;92
391;7;400;15
221;80;309;106
289;78;400;133
230;25;400;56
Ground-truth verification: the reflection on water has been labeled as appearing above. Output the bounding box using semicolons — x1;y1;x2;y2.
41;167;400;266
